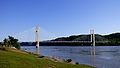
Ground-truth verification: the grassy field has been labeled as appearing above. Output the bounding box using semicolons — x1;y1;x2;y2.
0;48;94;68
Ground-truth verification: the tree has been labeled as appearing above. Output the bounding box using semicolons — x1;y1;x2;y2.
12;38;20;49
0;42;1;45
3;38;8;47
3;36;20;49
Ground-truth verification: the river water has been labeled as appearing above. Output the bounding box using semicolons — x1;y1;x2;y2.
21;46;120;68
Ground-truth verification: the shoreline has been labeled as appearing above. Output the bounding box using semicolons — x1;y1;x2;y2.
0;47;94;68
22;48;79;64
21;45;120;46
21;48;95;67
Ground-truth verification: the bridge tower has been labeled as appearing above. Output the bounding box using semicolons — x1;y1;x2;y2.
90;29;96;67
35;25;39;54
90;30;95;56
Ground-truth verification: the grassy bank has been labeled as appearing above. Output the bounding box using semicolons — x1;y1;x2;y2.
0;48;94;68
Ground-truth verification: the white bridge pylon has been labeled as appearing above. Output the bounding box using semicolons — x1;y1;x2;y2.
35;25;40;54
36;25;39;48
90;29;96;67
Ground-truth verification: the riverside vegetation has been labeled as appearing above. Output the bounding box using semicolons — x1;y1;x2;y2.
0;36;20;49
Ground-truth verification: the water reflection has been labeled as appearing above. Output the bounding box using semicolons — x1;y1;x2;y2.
36;47;39;54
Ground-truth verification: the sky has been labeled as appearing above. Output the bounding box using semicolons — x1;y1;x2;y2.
0;0;120;42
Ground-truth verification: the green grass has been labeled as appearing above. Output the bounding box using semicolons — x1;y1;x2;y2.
0;48;94;68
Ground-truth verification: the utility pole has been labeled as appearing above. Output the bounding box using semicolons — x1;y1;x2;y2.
36;25;39;54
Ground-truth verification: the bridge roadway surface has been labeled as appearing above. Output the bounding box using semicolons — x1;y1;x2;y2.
41;41;108;43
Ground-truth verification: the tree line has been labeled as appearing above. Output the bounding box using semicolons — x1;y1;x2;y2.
0;36;20;49
51;33;120;45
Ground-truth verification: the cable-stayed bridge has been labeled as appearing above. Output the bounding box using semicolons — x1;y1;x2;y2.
14;26;107;44
14;25;102;67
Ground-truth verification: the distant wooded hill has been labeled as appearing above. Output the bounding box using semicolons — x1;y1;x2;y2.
51;33;120;45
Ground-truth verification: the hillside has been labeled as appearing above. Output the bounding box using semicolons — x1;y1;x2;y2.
51;33;120;45
52;34;107;41
52;33;120;41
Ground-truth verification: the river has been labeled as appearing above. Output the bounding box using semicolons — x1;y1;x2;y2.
21;46;120;68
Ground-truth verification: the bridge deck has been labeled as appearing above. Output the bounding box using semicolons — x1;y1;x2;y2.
41;41;108;43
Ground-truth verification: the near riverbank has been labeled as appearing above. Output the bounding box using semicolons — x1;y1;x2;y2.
0;47;94;68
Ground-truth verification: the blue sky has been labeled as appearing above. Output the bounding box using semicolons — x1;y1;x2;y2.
0;0;120;41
